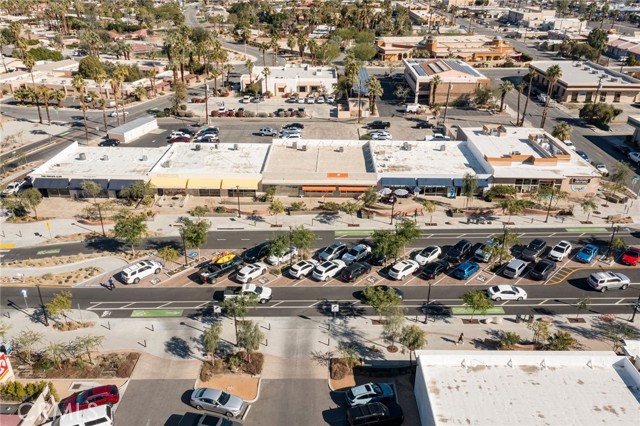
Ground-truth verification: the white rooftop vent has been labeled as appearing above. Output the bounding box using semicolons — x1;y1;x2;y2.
511;151;521;155
292;141;298;149
234;143;239;150
78;153;86;160
101;155;108;161
141;155;148;161
338;146;344;152
440;144;446;151
214;143;219;149
302;145;307;151
403;142;411;151
194;144;201;151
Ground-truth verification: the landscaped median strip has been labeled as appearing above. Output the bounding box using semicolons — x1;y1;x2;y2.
564;227;609;233
130;309;184;318
451;307;505;315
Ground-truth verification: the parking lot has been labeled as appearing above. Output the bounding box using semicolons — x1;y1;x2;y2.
112;238;638;294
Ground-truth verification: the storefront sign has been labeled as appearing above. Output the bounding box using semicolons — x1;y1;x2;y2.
0;353;14;383
570;178;590;184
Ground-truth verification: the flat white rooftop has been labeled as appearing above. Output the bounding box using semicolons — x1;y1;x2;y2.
415;351;640;426
253;64;337;80
460;127;599;178
31;142;167;180
530;60;640;86
149;143;269;179
370;140;488;177
262;140;375;185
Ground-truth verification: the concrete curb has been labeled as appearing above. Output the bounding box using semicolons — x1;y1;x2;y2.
244;377;263;404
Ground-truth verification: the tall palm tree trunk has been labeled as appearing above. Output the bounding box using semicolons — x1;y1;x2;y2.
29;71;43;124
100;88;108;133
113;89;121;126
43;98;51;124
80;102;89;143
516;91;521;126
521;81;533;126
120;84;127;124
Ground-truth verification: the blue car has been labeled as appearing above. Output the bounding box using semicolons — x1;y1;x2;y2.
452;261;480;280
576;150;589;162
576;244;599;263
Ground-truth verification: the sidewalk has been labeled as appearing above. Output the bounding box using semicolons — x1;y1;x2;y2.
1;308;627;380
1;192;637;250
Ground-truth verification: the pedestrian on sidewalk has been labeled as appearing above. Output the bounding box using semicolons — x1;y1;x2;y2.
108;277;115;290
456;333;464;345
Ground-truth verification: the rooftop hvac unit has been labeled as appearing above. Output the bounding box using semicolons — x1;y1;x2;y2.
194;144;201;151
78;153;86;160
511;151;521;155
440;144;446;151
214;143;219;149
141;155;148;161
301;145;307;151
338;146;344;152
292;141;298;149
101;155;109;161
234;143;239;150
403;142;411;151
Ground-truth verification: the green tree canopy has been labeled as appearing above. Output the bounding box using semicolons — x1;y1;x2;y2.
113;211;147;255
78;56;105;80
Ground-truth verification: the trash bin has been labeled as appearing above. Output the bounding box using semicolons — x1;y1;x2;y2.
516;314;522;323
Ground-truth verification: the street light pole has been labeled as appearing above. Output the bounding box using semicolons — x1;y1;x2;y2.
544;189;555;223
390;197;396;225
607;225;620;260
236;185;241;218
424;281;432;324
180;228;188;265
36;284;48;326
631;293;640;322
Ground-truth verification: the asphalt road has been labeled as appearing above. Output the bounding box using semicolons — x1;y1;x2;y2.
4;226;640;262
115;379;195;426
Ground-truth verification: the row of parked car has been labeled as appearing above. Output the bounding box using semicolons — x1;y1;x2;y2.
167;126;220;143
286;94;334;104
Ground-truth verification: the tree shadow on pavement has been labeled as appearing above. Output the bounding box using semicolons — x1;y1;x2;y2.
164;414;184;426
322;406;348;426
164;336;193;359
327;317;386;361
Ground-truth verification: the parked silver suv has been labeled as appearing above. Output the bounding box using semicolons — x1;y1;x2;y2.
587;271;630;292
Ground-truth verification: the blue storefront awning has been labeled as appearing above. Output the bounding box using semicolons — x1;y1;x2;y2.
108;179;144;191
453;178;490;188
418;178;453;187
33;178;69;189
69;179;109;190
380;177;417;187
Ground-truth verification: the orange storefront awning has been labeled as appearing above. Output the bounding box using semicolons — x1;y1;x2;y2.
302;186;336;191
338;187;369;192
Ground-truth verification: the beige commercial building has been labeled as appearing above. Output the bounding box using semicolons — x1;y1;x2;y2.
240;64;337;98
529;60;640;103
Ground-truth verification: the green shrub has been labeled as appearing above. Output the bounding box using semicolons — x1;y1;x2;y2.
0;380;58;402
289;201;307;211
215;206;226;213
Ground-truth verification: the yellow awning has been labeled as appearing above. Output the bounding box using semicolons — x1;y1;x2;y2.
149;177;188;188
187;178;222;189
221;179;259;190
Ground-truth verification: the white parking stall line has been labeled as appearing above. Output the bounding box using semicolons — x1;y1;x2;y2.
120;303;135;309
157;303;172;308
615;299;626;305
216;238;227;241
270;301;284;307
538;299;550;305
433;275;448;285
241;238;250;241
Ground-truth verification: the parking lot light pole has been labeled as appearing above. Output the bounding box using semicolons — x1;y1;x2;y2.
607;225;620;260
236;185;241;218
631;293;640;323
390;198;396;225
424;281;432;324
36;284;48;326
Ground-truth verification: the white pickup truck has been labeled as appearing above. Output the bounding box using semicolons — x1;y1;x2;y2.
223;284;272;304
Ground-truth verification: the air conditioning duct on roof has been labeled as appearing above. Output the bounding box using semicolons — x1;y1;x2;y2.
78;153;86;160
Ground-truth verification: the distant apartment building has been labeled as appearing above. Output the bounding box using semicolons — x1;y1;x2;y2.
529;60;640;103
403;58;490;104
507;7;556;26
241;64;337;98
376;34;515;62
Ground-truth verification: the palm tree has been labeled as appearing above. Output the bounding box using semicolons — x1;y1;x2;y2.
211;68;221;95
21;53;43;124
344;52;361;95
540;64;562;128
498;80;514;112
258;42;268;66
430;75;441;106
245;58;255;84
581;199;597;222
109;75;121;126
37;85;52;125
261;67;271;96
520;69;536;126
224;63;234;88
143;69;157;97
516;82;526;127
552;122;572;142
163;30;181;83
72;74;90;143
114;64;129;123
270;35;279;66
365;76;383;114
50;88;65;108
296;32;307;58
94;71;109;133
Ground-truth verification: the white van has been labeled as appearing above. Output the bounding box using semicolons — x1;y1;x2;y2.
42;405;113;426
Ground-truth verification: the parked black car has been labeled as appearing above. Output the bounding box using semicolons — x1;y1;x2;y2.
529;259;557;280
521;238;547;261
368;253;387;266
241;242;270;263
414;121;433;129
178;128;195;136
346;402;404;426
366;120;391;130
446;240;472;263
283;122;305;130
422;260;449;279
198;257;243;284
99;139;120;146
341;262;372;282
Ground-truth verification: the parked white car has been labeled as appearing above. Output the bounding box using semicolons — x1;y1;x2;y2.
280;133;301;140
487;285;528;301
548;241;573;261
265;247;298;265
109;110;129;117
121;260;163;284
413;246;442;265
387;260;420;280
288;259;319;279
312;260;346;281
1;181;24;197
235;262;268;283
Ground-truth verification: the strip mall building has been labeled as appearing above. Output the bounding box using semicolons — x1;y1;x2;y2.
30;125;600;200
